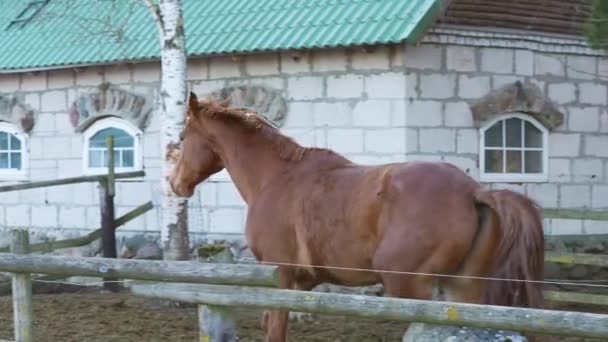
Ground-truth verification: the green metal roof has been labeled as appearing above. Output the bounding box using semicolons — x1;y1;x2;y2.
0;0;440;72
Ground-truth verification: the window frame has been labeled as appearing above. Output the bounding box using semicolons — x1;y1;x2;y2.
0;121;29;181
479;113;549;183
82;117;143;175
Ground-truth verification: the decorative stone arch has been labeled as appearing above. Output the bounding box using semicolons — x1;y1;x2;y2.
203;84;288;127
69;82;154;133
469;81;564;131
0;95;35;133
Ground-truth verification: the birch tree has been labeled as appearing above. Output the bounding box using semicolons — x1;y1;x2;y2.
142;0;190;261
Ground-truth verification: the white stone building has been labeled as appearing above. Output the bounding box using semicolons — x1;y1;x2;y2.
0;0;606;254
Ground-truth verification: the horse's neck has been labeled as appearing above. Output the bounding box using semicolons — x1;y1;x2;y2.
210;122;293;204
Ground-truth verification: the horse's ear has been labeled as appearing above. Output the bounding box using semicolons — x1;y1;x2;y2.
187;92;199;114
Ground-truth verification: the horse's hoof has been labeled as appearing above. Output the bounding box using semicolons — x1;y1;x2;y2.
261;310;270;331
289;311;314;322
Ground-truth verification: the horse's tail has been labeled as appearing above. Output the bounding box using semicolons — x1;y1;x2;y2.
468;188;545;308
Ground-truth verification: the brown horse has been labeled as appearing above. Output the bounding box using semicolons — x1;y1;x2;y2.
169;93;545;342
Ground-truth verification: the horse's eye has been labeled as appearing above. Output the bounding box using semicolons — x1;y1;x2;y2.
179;131;184;142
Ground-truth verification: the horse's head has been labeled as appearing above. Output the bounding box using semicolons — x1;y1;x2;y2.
168;92;225;198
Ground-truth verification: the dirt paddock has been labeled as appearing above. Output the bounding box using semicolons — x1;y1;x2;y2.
0;287;606;342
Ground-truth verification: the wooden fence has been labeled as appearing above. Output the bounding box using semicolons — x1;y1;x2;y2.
0;136;152;291
1;229;607;342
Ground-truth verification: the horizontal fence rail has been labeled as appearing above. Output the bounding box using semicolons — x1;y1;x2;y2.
131;283;608;339
545;251;608;267
544;291;608;307
0;170;145;193
0;201;153;253
0;253;278;287
543;208;608;221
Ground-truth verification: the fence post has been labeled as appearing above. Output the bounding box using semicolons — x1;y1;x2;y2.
197;244;237;342
100;135;119;292
10;229;33;342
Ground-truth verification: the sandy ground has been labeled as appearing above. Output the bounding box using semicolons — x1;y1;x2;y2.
0;287;606;342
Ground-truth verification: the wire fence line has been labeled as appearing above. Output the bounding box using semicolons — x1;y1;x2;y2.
1;254;607;290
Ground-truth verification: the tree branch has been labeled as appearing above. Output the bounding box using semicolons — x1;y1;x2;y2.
141;0;164;34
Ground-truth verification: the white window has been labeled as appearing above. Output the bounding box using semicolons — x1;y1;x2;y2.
479;113;549;182
82;117;142;175
0;121;28;180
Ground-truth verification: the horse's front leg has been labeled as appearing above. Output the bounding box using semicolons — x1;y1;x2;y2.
260;266;294;342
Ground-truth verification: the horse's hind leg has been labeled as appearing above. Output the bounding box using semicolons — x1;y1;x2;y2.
372;232;442;300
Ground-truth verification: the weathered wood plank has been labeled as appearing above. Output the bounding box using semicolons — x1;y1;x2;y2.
0;170;145;193
545;251;608;267
0;201;153;253
544;291;608;306
0;254;278;287
131;283;608;339
543;208;608;221
10;230;33;342
198;245;237;342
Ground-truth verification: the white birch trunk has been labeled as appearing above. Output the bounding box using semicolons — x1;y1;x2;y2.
143;0;190;261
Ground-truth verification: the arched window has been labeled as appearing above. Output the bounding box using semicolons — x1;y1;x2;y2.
0;121;28;180
82;117;142;174
479;113;549;182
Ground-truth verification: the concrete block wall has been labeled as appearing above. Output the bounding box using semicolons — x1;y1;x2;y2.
0;35;607;245
403;42;608;236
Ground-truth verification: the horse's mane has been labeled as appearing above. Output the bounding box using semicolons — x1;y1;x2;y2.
196;98;345;163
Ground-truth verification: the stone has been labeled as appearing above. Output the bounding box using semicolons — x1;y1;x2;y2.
566;55;597;80
327;74;364;99
515;50;534;76
245;53;280;76
48;70;75;89
469;81;564;130
446;46;476;72
560;185;591;209
444;101;473;127
481;48;514;74
328;129;364;154
402;323;527;342
20;72;47;91
456;129;478;154
408;100;443;127
208;85;288;127
40;90;67;112
585;135;608;157
287;76;323;100
311;48;347;72
549;133;580;157
351;46;391;70
547;83;576;104
579;83;607;105
280;51;311;74
120;235;163;260
352;100;391;127
419;74;456;99
70;83;154;132
364;129;405;154
0;95;36;133
534;53;564;77
404;44;443;70
76;68;105;85
365;72;406;99
209;56;241;79
313;102;352;127
419;129;456;153
458;75;491;99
